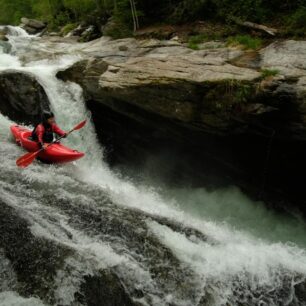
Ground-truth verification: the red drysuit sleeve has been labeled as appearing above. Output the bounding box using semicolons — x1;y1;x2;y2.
52;123;66;137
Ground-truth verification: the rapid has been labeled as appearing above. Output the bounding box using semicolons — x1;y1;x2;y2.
0;26;306;306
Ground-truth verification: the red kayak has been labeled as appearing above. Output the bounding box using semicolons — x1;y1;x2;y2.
11;125;84;164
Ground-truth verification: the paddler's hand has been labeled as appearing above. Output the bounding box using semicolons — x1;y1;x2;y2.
40;143;48;150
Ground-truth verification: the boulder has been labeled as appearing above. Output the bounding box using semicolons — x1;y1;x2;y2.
20;18;46;34
0;72;50;124
20;18;46;30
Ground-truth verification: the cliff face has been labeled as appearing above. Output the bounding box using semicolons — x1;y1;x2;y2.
57;37;306;215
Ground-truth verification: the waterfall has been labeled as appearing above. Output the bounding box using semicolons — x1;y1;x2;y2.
0;26;306;306
0;25;30;37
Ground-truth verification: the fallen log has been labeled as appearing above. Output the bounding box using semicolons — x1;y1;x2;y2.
235;20;278;36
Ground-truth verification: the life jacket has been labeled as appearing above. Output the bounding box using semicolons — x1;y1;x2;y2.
32;123;65;143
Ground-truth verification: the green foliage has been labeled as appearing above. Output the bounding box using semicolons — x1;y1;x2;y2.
0;0;306;38
260;68;279;78
188;42;200;50
286;6;306;36
213;0;269;23
103;18;133;39
227;35;262;50
0;0;33;24
168;0;211;23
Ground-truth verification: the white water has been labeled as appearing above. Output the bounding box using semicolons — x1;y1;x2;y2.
0;27;306;306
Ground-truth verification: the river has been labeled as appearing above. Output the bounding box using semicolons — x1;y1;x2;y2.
0;26;306;306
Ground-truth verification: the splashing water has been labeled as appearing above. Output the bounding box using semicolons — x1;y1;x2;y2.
0;27;306;306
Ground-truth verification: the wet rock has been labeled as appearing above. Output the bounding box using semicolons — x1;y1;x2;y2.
0;28;9;48
0;40;11;53
0;72;50;124
22;25;39;35
0;34;8;42
65;24;86;37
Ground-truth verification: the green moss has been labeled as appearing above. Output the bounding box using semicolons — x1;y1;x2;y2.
260;68;279;79
188;42;200;50
187;33;222;50
61;23;77;36
227;35;263;50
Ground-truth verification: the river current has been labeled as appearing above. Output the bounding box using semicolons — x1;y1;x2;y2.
0;26;306;306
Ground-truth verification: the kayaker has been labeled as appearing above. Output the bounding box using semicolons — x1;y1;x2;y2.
32;111;67;149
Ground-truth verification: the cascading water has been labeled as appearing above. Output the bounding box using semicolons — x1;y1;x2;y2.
1;27;306;306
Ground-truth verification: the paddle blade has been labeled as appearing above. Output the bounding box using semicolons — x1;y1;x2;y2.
16;151;40;168
72;120;86;131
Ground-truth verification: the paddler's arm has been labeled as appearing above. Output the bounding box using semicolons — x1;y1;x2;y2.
52;123;67;138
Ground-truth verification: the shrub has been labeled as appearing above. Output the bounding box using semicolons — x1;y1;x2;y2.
286;7;306;36
227;35;262;50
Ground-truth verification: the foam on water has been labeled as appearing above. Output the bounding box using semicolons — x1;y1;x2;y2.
0;292;45;306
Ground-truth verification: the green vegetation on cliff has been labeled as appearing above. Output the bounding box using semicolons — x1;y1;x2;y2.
0;0;306;37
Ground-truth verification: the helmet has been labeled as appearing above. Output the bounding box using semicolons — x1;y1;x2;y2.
41;110;54;122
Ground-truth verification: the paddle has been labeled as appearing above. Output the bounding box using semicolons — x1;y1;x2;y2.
16;120;87;168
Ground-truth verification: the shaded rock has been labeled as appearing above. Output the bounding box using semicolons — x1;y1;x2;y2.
77;272;136;306
0;34;8;42
22;25;39;35
0;40;11;53
78;25;101;42
0;72;50;124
